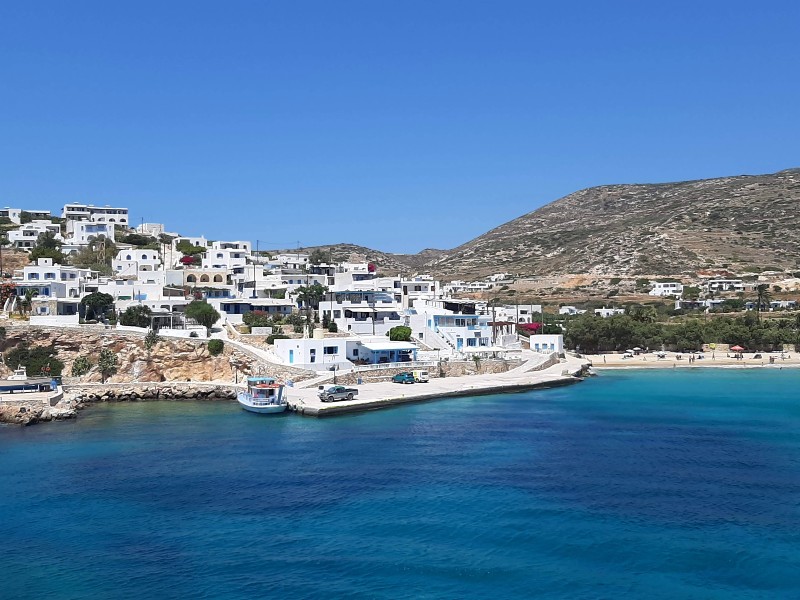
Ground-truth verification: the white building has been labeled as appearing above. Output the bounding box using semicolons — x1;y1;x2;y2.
527;334;564;354
62;203;129;224
112;249;162;276
703;279;745;293
400;276;438;309
559;306;587;316
275;253;309;270
649;281;684;297
11;258;97;323
443;280;493;294
594;307;625;318
8;220;62;250
273;334;419;371
216;298;294;324
64;220;116;246
406;298;511;357
492;304;543;324
0;207;22;224
319;290;404;336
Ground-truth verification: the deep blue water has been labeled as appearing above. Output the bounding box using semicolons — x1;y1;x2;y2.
3;369;800;599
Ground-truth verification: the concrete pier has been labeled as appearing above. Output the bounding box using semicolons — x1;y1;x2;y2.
288;354;589;416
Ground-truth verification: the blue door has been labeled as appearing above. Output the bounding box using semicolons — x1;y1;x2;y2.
289;350;294;364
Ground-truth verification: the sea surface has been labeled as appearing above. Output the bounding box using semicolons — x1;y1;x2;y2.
2;369;800;599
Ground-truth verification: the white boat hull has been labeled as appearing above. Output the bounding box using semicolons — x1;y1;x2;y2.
237;392;287;414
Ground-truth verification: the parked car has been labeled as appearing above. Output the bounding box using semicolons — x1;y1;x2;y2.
412;370;429;383
318;385;358;402
392;372;415;384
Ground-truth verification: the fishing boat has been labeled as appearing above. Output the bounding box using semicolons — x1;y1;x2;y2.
237;376;288;414
0;366;55;393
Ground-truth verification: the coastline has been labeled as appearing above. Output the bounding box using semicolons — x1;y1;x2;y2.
585;353;800;370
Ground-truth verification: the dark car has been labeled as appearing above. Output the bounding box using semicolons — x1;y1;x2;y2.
392;372;415;384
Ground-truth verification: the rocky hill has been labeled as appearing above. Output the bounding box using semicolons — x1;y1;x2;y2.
269;243;448;275
425;167;800;277
275;168;800;278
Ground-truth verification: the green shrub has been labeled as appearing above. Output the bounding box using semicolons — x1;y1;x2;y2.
243;311;274;328
120;305;152;328
388;326;412;341
71;356;93;377
207;339;224;356
5;343;64;377
327;322;338;333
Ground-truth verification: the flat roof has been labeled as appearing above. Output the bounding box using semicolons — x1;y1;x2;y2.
360;341;418;352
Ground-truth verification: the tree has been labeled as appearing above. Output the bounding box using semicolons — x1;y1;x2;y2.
185;300;220;337
308;248;328;265
144;330;161;358
119;233;157;247
81;292;114;321
71;356;93;377
388;325;412;341
176;240;206;256
97;348;117;383
755;284;771;322
19;211;33;224
30;231;66;264
681;286;701;301
18;288;38;317
295;283;328;309
70;235;118;275
119;305;152;328
472;354;481;372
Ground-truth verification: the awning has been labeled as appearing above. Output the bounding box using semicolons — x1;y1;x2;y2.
360;341;418;352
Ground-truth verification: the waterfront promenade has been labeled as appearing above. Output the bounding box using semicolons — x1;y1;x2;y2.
287;353;589;416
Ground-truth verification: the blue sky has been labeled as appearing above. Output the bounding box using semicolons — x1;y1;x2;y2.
1;1;798;253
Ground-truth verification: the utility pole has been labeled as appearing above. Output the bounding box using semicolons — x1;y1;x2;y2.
252;240;258;299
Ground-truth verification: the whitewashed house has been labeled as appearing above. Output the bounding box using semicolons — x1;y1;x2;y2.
63;220;116;249
273;334;419;371
11;258;97;324
0;207;22;224
8;220;63;250
112;249;162;276
62;203;129;225
216;298;294;324
594;307;625;318
559;306;587;316
492;304;543;324
319;290;403;336
649;281;684;297
703;279;745;293
527;334;564;354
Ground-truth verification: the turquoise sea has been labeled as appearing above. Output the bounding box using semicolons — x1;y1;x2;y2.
2;369;800;599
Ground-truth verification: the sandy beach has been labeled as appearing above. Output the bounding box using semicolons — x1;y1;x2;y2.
585;351;800;369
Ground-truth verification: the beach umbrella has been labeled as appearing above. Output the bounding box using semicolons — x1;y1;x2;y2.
730;345;744;352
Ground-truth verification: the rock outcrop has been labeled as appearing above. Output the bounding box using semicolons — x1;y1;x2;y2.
0;325;314;385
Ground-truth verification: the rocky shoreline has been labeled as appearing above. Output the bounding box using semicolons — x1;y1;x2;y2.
0;383;242;426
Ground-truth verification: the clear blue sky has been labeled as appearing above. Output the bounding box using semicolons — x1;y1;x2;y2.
1;1;798;253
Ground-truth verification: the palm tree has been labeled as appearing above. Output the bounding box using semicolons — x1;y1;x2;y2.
755;284;771;322
18;288;38;317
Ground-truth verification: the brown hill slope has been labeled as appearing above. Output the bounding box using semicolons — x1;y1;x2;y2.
267;243;448;275
424;168;800;277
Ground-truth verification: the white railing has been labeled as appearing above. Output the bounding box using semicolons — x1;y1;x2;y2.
353;360;436;372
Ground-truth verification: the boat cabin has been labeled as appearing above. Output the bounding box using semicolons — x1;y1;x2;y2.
245;376;284;405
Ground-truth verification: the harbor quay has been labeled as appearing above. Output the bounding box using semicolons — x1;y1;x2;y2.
286;354;590;416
